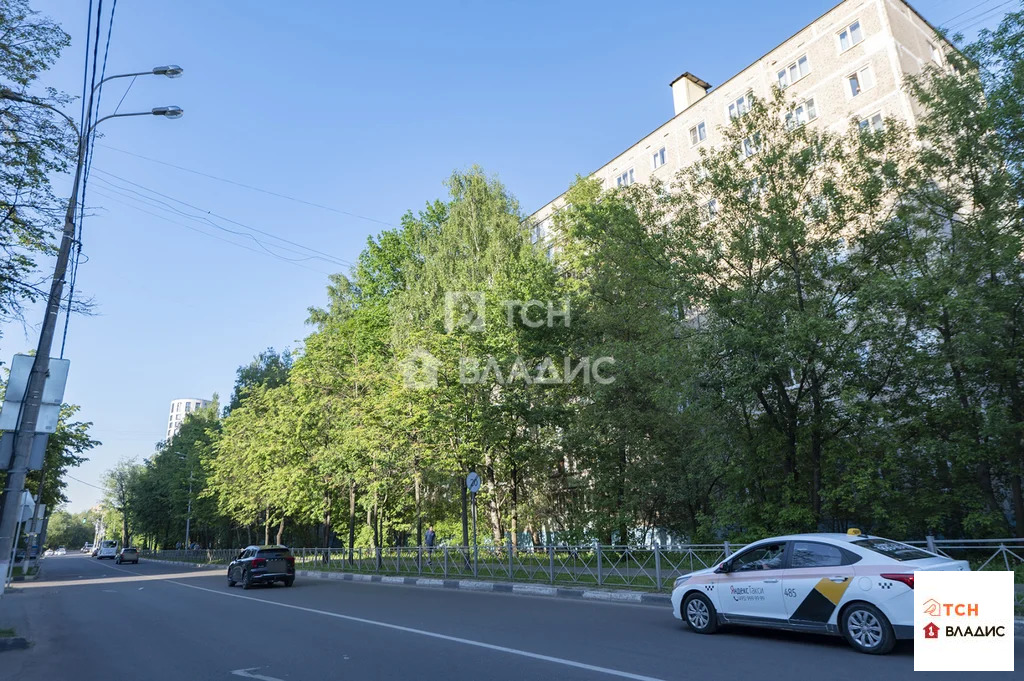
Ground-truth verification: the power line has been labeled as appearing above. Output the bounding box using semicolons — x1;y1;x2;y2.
65;474;106;492
88;179;350;267
947;0;1016;29
95;143;399;228
942;0;1001;24
88;168;360;268
87;188;336;276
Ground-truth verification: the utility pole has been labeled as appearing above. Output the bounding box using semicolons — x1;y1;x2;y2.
0;70;182;593
184;468;193;549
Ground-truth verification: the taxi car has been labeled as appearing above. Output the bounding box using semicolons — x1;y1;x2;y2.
671;530;969;654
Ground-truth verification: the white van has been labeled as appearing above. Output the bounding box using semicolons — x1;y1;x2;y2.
97;539;118;559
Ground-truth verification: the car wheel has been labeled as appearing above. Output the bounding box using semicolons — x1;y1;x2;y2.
841;602;895;655
241;569;252;590
682;593;718;634
284;578;294;587
227;567;237;587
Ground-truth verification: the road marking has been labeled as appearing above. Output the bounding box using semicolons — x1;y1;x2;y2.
231;668;284;681
171;581;667;681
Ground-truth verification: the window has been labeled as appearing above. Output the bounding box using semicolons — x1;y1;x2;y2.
616;168;635;187
928;41;941;64
730;542;785;571
859;111;884;132
704;199;718;220
728;93;752;119
777;55;810;88
786;98;817;127
740;135;759;159
531;221;547;244
689;121;707;146
852;538;934;561
185;402;191;412
652;147;667;170
839;20;864;52
790;542;845;568
847;65;874;97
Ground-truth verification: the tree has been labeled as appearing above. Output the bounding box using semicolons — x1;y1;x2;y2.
0;0;75;327
227;347;293;413
104;458;141;547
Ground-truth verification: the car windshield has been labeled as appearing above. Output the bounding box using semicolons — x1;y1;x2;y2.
101;541;116;548
852;538;934;561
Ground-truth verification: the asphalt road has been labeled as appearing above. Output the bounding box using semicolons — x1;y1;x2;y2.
1;553;1020;680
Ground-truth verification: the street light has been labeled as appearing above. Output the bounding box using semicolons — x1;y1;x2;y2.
0;66;184;594
152;65;183;78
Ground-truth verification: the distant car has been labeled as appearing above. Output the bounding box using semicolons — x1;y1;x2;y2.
227;545;295;589
96;540;118;559
56;546;66;556
44;548;55;557
82;543;93;554
671;531;970;654
115;547;139;565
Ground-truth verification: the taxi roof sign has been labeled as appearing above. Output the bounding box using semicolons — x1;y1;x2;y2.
847;528;862;536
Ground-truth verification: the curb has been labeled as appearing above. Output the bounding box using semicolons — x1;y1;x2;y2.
293;569;673;607
139;558;672;608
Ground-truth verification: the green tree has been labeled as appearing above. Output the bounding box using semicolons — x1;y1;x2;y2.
0;0;75;326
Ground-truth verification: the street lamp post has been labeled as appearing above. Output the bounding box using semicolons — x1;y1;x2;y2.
0;68;183;594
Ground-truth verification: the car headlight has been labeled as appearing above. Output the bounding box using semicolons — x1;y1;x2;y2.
673;575;691;589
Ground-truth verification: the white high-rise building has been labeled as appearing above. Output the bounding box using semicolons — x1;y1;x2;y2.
166;398;211;441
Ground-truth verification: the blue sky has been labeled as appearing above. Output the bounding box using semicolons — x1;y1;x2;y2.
2;0;1011;511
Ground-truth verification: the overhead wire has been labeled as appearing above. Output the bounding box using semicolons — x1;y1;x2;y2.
946;0;1017;30
87;178;353;267
942;0;1002;24
88;168;359;268
95;143;399;228
87;188;335;276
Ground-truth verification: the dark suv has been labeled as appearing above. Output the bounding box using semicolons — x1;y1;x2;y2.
227;545;295;589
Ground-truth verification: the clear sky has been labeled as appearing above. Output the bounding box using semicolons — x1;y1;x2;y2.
1;0;1011;511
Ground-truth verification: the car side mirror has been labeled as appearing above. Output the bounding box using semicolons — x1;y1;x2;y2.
236;553;243;560
715;561;731;574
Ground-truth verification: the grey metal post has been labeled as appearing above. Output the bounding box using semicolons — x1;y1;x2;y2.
471;492;478;578
596;542;603;586
723;541;732;558
926;535;936;553
548;545;555;584
443;545;448;578
654;543;662;589
508;537;513;580
1001;544;1010;571
375;547;381;572
418;546;423;575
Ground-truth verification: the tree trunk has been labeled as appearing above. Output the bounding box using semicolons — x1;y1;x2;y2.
414;460;422;546
484;454;503;544
276;516;285;545
510;460;519;552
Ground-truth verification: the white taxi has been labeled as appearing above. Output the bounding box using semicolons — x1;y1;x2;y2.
671;530;969;654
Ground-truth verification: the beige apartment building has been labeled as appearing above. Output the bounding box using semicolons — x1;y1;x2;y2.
528;0;953;233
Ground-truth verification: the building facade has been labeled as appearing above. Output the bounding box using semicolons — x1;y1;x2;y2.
528;0;952;231
166;398;211;441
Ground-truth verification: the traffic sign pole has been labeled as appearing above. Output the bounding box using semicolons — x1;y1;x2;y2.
466;472;481;578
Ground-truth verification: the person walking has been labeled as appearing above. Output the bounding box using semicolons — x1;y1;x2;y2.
425;525;436;565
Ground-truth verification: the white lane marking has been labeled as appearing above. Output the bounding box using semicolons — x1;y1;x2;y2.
171;581;667;681
231;668;284;681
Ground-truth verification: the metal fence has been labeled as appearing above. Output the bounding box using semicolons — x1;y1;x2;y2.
140;537;1024;602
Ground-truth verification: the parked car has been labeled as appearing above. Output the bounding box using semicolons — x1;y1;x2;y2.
115;547;139;565
95;540;117;561
82;543;93;553
227;545;295;589
56;546;66;556
44;548;55;557
671;530;970;655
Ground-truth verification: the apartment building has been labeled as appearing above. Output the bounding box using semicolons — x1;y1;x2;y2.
528;0;952;233
166;397;211;441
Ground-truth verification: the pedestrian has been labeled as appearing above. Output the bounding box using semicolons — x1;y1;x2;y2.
175;541;181;551
425;525;436;565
